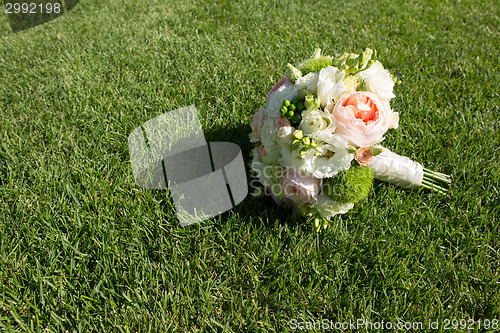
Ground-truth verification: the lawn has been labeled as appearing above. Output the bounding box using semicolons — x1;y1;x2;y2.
0;0;499;331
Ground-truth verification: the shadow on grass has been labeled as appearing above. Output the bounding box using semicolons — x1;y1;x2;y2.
149;120;310;232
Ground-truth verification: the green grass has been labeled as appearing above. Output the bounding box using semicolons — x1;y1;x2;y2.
0;0;499;331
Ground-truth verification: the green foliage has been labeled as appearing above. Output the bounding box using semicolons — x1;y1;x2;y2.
298;56;333;75
323;166;374;204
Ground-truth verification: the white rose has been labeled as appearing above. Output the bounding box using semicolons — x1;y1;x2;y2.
356;61;396;100
308;134;354;178
299;109;336;143
279;130;353;178
259;117;280;153
277;125;294;138
295;72;319;94
317;66;347;107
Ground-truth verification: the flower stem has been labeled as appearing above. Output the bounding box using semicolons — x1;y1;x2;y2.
422;168;451;194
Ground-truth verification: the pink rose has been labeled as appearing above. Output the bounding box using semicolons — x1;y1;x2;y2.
250;107;266;142
274;117;291;129
326;91;398;147
266;75;292;105
257;146;267;159
282;170;321;204
354;147;373;166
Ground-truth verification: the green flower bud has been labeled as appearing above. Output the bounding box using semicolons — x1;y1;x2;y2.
347;146;357;154
333;52;348;68
369;145;384;156
280;106;288;114
359;48;374;69
293;129;304;140
283;100;290;107
299;147;309;155
288;104;296;112
286;64;302;82
312;48;322;59
304;93;321;111
358;52;365;67
292;113;301;123
346;53;356;67
310;141;318;148
302;137;311;146
323;166;374;204
288;110;294;117
291;140;301;150
314;151;321;156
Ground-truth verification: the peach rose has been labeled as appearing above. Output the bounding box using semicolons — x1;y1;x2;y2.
326;91;398;147
354;147;373;166
282;170;321;204
250;107;266;142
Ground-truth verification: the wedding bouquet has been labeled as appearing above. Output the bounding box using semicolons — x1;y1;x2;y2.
249;49;451;230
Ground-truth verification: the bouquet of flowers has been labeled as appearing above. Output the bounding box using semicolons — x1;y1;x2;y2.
249;49;451;230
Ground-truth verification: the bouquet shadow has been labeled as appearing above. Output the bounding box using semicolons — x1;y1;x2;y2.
151;121;310;231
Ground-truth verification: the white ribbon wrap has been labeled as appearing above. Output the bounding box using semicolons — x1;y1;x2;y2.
370;149;423;189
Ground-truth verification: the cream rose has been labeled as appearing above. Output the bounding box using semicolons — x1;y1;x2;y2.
299;110;336;142
327;91;399;147
295;72;319;94
282;170;321;204
356;61;396;100
317;66;346;107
